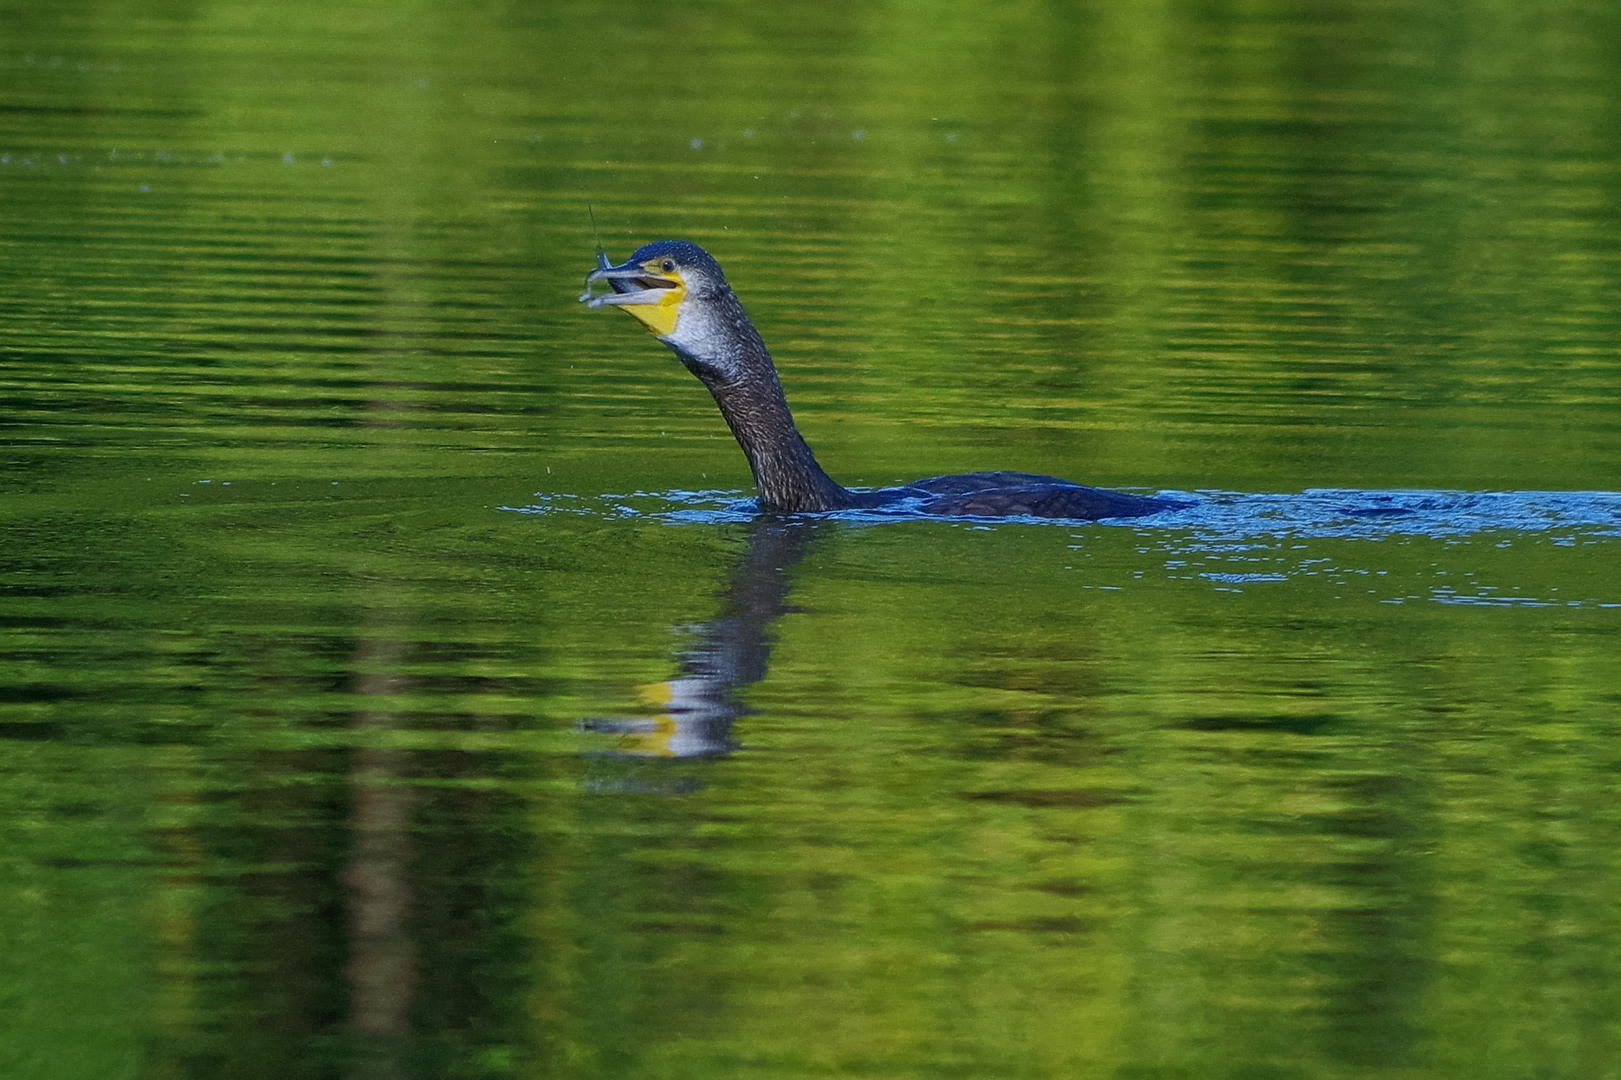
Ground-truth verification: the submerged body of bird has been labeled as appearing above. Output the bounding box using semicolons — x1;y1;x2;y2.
580;240;1182;521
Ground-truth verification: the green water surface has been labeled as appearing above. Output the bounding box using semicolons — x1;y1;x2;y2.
3;1;1621;1078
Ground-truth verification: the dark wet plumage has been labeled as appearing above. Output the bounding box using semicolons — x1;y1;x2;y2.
582;240;1183;521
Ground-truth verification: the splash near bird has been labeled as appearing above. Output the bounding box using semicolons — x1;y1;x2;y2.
581;240;1182;520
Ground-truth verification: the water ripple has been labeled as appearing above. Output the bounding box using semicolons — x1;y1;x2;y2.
506;487;1621;541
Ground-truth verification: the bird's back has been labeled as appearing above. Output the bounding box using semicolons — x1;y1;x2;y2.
854;471;1180;521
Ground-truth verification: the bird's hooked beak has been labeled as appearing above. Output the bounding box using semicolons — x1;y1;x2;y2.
579;253;686;336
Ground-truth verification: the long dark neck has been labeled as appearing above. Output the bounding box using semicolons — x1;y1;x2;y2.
665;284;851;513
706;370;851;513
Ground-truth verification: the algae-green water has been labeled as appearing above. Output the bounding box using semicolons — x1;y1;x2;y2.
3;1;1621;1077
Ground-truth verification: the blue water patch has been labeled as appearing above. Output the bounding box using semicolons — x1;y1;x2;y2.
1200;572;1290;584
1171;489;1621;543
1156;490;1621;608
505;488;763;524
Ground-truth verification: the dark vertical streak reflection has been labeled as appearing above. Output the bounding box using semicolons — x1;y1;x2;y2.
581;518;818;771
343;371;423;1070
345;637;420;1068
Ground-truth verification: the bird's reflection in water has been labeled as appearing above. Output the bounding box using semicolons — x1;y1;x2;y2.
579;518;817;790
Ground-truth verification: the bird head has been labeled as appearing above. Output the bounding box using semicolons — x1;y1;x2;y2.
581;240;768;388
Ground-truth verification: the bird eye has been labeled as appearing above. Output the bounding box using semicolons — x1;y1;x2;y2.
661;259;676;272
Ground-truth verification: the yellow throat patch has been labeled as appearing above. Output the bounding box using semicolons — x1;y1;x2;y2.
620;263;685;337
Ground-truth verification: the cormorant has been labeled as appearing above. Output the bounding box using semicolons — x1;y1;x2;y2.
579;240;1181;520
